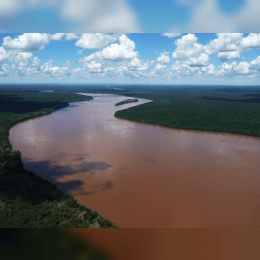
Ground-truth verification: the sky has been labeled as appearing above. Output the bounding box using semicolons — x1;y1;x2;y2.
0;33;260;85
0;0;260;33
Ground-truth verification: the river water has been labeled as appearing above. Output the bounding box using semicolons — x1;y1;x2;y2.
9;93;260;228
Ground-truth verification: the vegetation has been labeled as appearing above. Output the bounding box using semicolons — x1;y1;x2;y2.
112;85;260;139
0;86;117;228
1;83;260;227
0;229;113;259
115;99;139;106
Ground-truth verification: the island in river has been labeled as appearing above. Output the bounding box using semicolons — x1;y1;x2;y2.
115;98;138;106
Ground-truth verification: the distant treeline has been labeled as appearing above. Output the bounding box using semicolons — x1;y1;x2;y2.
0;89;118;228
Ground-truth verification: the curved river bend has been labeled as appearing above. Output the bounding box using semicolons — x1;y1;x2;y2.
9;93;260;228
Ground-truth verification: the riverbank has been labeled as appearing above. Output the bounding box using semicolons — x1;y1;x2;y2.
0;89;118;228
113;85;260;139
2;84;260;228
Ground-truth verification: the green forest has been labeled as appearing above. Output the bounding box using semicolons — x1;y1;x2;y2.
113;85;260;139
0;85;117;228
1;83;260;228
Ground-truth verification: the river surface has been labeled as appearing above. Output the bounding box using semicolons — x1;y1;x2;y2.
9;93;260;228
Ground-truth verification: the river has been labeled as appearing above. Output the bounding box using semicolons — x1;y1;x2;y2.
9;93;260;228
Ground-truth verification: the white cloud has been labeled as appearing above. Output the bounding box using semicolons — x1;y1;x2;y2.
65;33;80;40
219;62;237;76
75;33;119;50
62;60;74;67
3;33;51;52
11;52;33;75
249;55;260;71
172;34;210;66
233;61;251;74
201;63;221;76
0;63;10;76
0;47;9;63
161;33;182;38
42;61;71;77
157;51;171;64
83;60;103;73
204;33;260;62
51;33;66;41
205;33;243;55
217;51;241;62
80;34;138;63
26;56;41;75
119;58;155;72
240;33;260;49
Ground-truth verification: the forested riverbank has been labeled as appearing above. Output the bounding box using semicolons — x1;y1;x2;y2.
1;84;260;227
113;85;260;139
0;87;118;228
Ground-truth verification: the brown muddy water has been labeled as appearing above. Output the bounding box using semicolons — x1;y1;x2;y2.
9;93;260;228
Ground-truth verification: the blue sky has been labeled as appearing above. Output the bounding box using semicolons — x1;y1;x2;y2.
0;0;259;33
0;33;259;85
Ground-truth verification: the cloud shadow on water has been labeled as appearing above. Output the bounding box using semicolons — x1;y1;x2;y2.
22;156;112;195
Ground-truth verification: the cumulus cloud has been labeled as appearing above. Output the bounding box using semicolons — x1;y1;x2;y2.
0;63;10;76
2;33;82;54
51;33;66;41
83;60;103;73
79;34;138;63
203;33;260;62
64;33;80;40
119;58;155;72
152;63;167;76
161;33;182;38
157;51;171;64
172;33;210;66
11;52;33;76
249;55;260;71
217;51;241;62
3;33;51;52
205;33;244;55
41;59;71;77
240;33;260;49
62;60;74;67
26;56;41;75
75;33;119;50
0;47;9;63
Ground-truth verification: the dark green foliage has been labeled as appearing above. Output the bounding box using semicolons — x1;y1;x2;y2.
114;86;260;138
0;88;117;228
97;218;118;228
0;229;113;260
